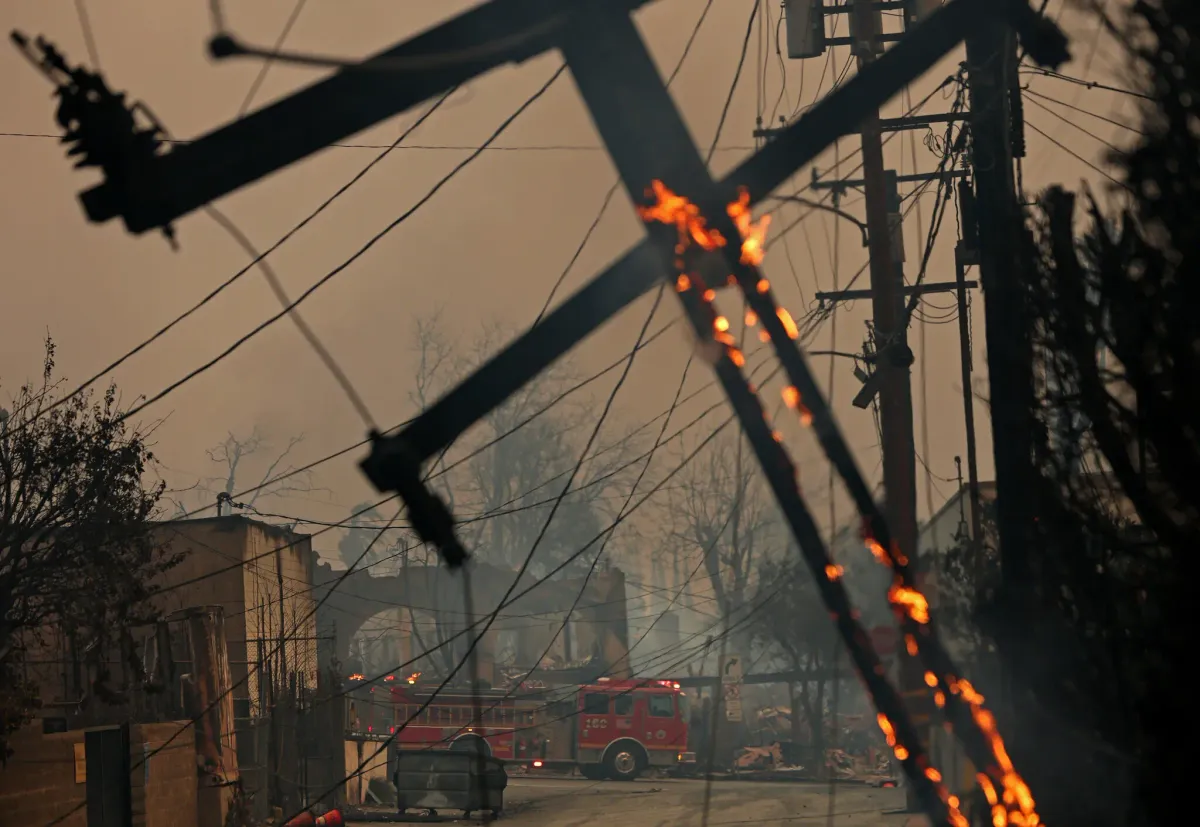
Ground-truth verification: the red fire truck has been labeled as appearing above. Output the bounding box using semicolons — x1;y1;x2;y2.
345;674;694;781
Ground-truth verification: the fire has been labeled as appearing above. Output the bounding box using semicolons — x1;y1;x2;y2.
825;563;844;581
756;278;770;293
676;274;691;292
636;180;725;253
865;536;893;566
714;315;730;333
744;309;758;326
776;307;800;339
726;187;770;265
888;583;931;624
949;679;1040;827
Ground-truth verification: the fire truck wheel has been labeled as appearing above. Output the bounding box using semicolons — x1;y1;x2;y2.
580;763;605;781
603;741;647;782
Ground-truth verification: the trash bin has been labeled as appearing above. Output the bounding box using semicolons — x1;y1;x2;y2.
393;750;507;818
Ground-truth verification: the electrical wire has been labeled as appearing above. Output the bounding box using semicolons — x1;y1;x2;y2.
235;0;310;117
1022;86;1145;136
113;64;567;427
202;206;378;430
1023;91;1121;153
0;132;760;152
1019;65;1151;100
71;0;101;70
286;381;749;818
1025;119;1130;191
532;0;715;325
7;89;456;438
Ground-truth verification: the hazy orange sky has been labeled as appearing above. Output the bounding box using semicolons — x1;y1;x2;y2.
0;0;1139;562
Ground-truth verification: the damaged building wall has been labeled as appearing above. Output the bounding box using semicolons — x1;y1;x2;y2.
0;721;198;827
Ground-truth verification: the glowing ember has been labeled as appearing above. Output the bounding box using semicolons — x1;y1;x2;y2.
865;536;893;565
782;386;800;410
756;278;770;293
825;563;845;580
924;671;938;688
703;288;716;302
776;307;800;339
726;187;770;265
714;315;731;333
676;274;691;292
744;309;758;326
888;583;931;624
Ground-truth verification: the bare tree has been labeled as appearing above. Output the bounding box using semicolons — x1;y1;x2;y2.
200;427;321;515
663;431;784;622
407;312;643;580
0;338;175;758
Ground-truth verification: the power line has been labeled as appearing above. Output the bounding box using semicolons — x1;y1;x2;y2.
236;0;310;117
114;64;567;426
1019;65;1151;100
0;132;759;152
1022;86;1146;136
1023;91;1121;152
531;0;716;326
7;89;456;438
1025;119;1130;191
202;206;378;430
71;0;101;70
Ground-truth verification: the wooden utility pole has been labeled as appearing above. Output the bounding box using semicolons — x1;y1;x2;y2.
849;0;923;807
954;238;985;568
964;20;1033;716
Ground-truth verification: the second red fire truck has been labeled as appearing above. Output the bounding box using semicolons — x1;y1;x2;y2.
346;674;695;781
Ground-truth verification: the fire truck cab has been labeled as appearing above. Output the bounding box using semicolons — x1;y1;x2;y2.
572;678;694;781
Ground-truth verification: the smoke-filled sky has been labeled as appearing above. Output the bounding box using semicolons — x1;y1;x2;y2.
0;0;1137;562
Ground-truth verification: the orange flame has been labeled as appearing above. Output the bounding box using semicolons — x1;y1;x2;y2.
782;386;800;410
714;315;731;333
676;274;691;292
776;307;800;339
726;187;770;265
888;583;931;624
825;563;845;581
744;309;758;326
637;180;726;252
756;278;770;293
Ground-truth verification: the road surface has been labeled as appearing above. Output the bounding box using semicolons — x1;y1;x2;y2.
349;776;913;827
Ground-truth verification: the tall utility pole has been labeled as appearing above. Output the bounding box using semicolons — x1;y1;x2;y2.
963;21;1034;716
849;0;923;805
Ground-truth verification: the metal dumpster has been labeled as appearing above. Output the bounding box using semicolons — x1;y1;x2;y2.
393;750;507;818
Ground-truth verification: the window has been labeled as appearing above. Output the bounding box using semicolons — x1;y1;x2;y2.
648;694;674;718
614;695;633;716
583;693;610;715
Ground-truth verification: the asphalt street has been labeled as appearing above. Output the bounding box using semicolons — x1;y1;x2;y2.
349;776;914;827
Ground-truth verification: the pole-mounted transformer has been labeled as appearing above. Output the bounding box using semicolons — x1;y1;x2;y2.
782;0;826;60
